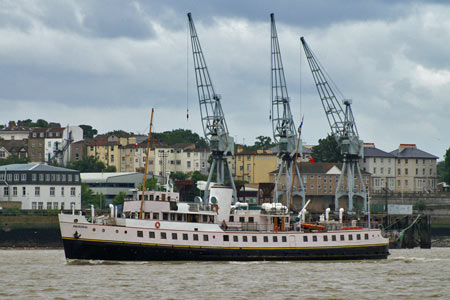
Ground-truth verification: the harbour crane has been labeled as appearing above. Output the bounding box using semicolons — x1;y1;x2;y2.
270;14;305;208
300;37;366;212
187;13;237;202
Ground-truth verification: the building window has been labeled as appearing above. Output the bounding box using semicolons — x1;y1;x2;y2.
7;174;12;181
405;168;408;175
252;236;257;242
203;235;208;241
62;174;66;181
234;236;239;242
32;202;37;209
405;159;408;164
68;174;73;182
12;187;17;196
373;167;376;174
45;174;50;181
38;202;43;210
70;187;76;196
61;187;64;196
405;180;408;187
160;232;167;239
47;202;52;210
149;231;155;239
50;187;55;196
35;187;40;196
193;234;199;241
22;187;26;196
3;187;8;196
397;169;401;176
53;202;58;209
273;236;278;242
416;168;418;175
187;161;191;168
183;233;188;240
172;233;177;240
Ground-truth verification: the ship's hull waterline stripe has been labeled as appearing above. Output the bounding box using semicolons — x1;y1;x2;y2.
62;237;388;251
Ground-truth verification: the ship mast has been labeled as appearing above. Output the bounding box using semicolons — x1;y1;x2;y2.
139;108;155;219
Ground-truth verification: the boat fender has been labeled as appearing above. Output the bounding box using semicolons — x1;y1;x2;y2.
74;231;81;239
155;221;161;229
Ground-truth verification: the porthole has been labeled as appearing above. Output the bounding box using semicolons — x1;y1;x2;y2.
102;229;105;233
92;228;96;232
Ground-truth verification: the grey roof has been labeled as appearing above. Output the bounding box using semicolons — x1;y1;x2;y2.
0;163;79;172
390;148;438;159
364;147;395;158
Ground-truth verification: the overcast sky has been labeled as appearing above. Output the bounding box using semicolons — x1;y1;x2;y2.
1;0;448;159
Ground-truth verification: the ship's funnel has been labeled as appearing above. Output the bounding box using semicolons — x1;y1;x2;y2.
209;185;233;224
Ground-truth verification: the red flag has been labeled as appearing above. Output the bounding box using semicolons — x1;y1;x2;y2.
309;156;316;163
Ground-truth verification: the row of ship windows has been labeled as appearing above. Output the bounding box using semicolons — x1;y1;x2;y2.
92;228;370;243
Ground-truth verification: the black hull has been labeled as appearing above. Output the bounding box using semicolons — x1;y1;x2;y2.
63;238;389;261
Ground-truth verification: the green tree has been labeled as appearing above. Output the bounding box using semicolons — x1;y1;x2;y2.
79;124;98;139
66;156;106;172
254;136;274;149
153;129;208;148
441;148;450;184
92;193;107;210
36;119;49;128
81;182;94;208
171;171;187;181
139;177;160;191
311;134;343;162
104;165;116;172
113;192;127;206
190;170;208;184
0;155;30;166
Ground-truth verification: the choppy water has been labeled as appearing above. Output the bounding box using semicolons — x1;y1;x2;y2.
0;248;449;299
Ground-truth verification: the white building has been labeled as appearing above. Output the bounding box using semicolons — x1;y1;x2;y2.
0;127;30;141
45;126;83;164
0;164;81;210
81;172;145;204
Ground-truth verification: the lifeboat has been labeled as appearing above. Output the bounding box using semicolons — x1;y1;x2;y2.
301;223;325;231
342;226;364;230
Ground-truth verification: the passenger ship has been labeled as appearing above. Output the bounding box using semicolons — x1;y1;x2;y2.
59;184;389;261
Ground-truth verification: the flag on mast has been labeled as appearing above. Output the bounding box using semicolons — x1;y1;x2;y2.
298;116;304;133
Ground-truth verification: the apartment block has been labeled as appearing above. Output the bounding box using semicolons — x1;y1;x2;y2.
390;144;438;193
230;148;278;184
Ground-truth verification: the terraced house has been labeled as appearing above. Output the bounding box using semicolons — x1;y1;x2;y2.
0;164;81;210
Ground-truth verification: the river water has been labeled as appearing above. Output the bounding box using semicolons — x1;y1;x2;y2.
1;248;449;300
